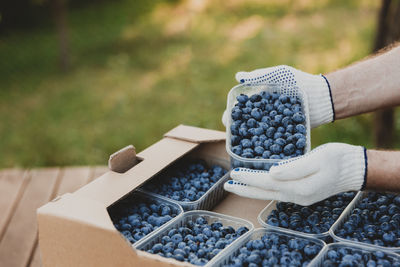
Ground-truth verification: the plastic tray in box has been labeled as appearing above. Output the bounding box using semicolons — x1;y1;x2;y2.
107;190;184;245
226;83;311;170
134;210;254;266
139;156;230;211
211;228;326;267
258;196;356;242
330;191;400;253
308;242;400;266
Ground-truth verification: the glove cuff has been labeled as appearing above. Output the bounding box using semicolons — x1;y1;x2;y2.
335;145;367;193
298;74;335;128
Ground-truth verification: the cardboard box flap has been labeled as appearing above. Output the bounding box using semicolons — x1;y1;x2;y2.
108;145;140;173
164;124;225;143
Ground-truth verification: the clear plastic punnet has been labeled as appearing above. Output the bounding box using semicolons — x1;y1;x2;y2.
308;242;400;267
226;83;311;170
258;192;358;242
211;228;326;267
107;190;184;245
330;191;400;253
134;210;254;266
139;156;230;211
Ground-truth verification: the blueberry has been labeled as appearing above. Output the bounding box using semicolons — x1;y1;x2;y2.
246;118;257;128
270;144;282;154
254;127;264;135
238;127;248;137
266;127;276;138
286;124;294;133
263;139;273;149
293;112;305;123
230;135;241;146
277;126;285;133
240;138;252;148
274;114;283;124
262;150;271;159
245;100;253;108
267;217;280;227
231;109;242;121
242;107;252;114
275;138;286;147
254;146;264;156
296;124;306;134
282;116;292;127
250;94;262;102
283;144;295;156
251;108;263;120
296;138;306;149
237;94;249;103
283;108;294;117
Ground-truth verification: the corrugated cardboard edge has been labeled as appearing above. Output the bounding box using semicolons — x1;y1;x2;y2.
164;124;225;143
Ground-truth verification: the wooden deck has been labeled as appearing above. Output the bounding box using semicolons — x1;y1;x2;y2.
0;166;109;267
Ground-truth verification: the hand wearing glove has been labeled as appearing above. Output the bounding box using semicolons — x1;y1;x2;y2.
222;65;335;129
224;143;368;206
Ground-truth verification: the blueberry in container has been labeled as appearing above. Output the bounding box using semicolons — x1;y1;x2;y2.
211;228;325;267
139;155;230;211
308;242;400;267
107;190;183;245
134;210;254;266
330;191;400;253
258;192;357;242
226;83;311;170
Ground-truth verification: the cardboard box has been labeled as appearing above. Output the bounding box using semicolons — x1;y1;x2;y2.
37;125;270;267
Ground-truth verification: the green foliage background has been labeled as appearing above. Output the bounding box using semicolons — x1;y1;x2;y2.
0;0;393;168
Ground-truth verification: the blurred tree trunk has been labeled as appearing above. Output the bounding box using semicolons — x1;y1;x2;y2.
51;0;70;71
373;0;400;148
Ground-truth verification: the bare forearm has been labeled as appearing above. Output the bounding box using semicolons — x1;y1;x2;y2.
326;45;400;119
366;150;400;192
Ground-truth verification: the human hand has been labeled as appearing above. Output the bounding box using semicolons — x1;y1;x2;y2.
222;65;335;129
224;143;367;206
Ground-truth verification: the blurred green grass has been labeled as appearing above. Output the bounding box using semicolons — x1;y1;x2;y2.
0;0;389;168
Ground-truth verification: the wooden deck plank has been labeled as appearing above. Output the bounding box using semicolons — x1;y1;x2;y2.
55;166;91;196
0;169;27;243
0;168;60;267
88;165;108;182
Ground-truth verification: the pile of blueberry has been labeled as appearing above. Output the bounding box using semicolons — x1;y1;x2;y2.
322;246;400;267
335;192;400;247
110;198;180;244
266;192;356;234
230;91;307;160
224;232;322;266
143;161;227;202
143;216;249;266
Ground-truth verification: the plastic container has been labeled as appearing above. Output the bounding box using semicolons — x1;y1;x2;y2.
134;210;254;266
211;228;326;267
308;242;400;266
258;198;355;242
330;191;400;253
139;156;230;211
107;190;184;244
226;83;311;170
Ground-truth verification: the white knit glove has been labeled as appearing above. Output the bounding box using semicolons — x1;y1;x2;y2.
224;143;367;206
222;65;335;129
